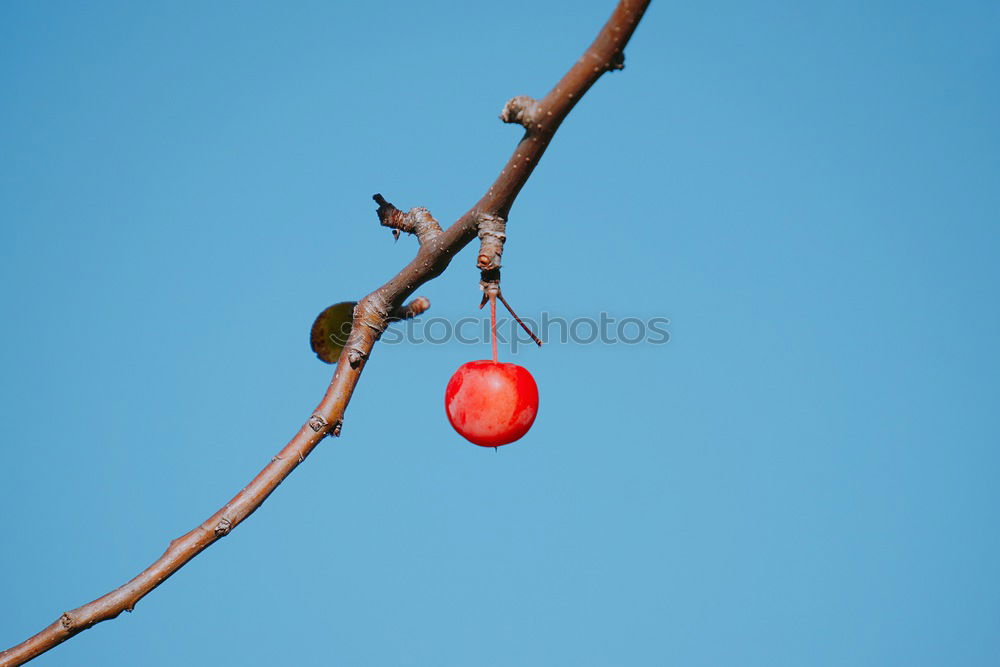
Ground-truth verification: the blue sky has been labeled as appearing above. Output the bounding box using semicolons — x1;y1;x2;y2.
2;1;998;665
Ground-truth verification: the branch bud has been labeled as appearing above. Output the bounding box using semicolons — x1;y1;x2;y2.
500;95;539;128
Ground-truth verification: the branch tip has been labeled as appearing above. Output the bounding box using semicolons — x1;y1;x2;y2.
389;296;431;321
373;195;442;245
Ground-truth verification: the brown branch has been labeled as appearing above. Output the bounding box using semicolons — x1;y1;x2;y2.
373;193;442;244
0;1;652;664
476;213;506;271
389;296;431;322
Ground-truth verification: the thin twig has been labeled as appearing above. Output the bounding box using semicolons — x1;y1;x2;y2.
497;292;543;347
0;2;652;664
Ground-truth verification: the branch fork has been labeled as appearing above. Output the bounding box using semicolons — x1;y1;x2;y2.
344;291;391;368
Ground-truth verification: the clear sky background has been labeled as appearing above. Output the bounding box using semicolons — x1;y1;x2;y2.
2;1;998;665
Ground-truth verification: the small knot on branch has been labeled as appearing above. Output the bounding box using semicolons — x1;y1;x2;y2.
609;51;625;71
500;95;539;128
408;208;441;241
60;613;74;630
347;349;365;367
214;518;233;537
308;414;328;433
344;292;392;368
476;213;506;271
372;193;442;244
356;291;391;334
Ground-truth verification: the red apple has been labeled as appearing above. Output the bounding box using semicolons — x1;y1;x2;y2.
445;360;539;447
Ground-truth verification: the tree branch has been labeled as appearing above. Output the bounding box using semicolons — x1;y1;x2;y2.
373;193;442;244
389;296;431;322
476;213;506;272
0;1;652;664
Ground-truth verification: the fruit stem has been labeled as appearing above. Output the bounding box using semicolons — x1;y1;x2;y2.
490;294;498;363
497;292;543;347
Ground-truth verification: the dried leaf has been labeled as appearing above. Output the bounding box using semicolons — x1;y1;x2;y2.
310;301;357;364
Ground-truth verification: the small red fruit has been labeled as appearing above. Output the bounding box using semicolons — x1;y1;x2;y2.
445;360;539;447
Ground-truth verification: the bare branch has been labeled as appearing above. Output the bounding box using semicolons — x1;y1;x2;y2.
373;193;442;244
0;2;652;664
